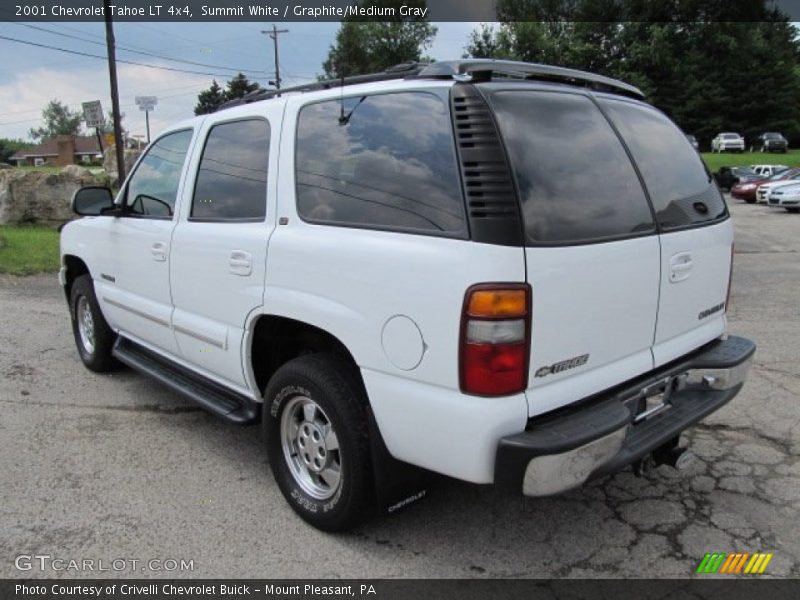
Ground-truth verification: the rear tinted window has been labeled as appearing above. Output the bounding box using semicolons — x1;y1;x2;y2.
295;92;466;236
599;98;727;230
488;90;655;244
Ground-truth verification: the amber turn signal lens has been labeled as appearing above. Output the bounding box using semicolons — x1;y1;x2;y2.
467;289;527;318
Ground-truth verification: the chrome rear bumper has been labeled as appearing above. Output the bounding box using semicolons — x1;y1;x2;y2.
495;336;755;497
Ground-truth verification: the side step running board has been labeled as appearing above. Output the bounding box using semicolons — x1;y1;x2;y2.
112;337;259;425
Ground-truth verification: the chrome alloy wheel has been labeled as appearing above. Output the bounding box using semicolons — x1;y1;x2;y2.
76;296;96;355
280;395;342;500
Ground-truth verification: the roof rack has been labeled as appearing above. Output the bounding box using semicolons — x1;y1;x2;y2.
411;60;644;98
215;59;643;112
216;61;427;110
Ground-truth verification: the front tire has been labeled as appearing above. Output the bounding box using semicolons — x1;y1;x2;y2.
70;275;118;372
263;354;373;531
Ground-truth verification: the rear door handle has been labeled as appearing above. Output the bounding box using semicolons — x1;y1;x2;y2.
151;242;167;262
669;252;693;283
229;250;252;276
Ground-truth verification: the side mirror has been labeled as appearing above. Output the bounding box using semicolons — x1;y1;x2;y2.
71;186;116;216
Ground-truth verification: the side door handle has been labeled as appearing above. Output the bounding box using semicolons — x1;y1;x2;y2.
151;241;167;262
229;250;252;276
669;252;693;283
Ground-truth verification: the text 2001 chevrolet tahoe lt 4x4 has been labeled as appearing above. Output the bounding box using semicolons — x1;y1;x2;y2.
61;60;755;531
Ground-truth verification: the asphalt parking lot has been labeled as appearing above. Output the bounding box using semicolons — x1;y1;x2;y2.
1;200;798;579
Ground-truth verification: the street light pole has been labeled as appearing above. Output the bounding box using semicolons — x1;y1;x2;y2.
103;0;126;183
261;25;289;90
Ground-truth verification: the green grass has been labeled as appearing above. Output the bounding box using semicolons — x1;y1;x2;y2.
0;226;60;275
11;165;65;174
701;149;800;172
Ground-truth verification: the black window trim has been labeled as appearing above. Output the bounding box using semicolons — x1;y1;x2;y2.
480;86;658;248
592;93;730;236
293;87;470;240
188;116;271;224
120;127;194;221
481;84;730;247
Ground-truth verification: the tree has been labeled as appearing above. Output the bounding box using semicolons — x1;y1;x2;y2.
29;100;83;141
98;111;127;137
224;73;263;100
321;0;437;78
0;138;27;163
194;75;263;116
194;79;225;115
463;0;800;146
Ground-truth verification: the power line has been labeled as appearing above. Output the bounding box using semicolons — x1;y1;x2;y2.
14;23;269;76
0;34;257;78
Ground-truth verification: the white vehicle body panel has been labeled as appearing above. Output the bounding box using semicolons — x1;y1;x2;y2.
169;103;284;387
524;238;660;417
652;221;732;366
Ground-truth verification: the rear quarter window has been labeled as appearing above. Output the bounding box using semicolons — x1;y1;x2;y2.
488;90;655;245
598;98;727;230
294;91;467;236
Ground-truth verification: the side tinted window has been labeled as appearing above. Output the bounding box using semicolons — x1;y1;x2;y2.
599;98;726;230
295;92;466;235
488;91;655;244
125;129;193;218
191;119;270;221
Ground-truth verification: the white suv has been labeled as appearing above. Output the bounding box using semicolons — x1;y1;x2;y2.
60;60;755;531
711;132;745;153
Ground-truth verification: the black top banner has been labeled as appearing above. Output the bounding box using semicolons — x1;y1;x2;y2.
2;0;800;22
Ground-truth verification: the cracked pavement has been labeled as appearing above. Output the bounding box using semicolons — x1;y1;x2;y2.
0;201;797;578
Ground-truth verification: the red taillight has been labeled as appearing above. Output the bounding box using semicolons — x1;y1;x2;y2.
459;284;531;396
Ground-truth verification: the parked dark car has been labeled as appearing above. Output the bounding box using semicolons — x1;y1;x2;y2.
714;166;762;192
753;132;788;153
686;134;699;151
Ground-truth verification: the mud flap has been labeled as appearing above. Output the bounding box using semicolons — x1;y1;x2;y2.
366;407;431;514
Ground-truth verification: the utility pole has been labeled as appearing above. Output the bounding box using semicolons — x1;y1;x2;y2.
103;0;126;182
261;25;289;89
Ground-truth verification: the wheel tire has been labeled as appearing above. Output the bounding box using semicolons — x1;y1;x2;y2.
70;274;118;372
263;353;373;532
745;198;756;204
787;208;799;213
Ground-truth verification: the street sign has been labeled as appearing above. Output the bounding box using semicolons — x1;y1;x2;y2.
82;101;105;128
135;96;158;111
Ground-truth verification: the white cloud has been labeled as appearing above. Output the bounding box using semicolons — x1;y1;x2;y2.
0;62;211;141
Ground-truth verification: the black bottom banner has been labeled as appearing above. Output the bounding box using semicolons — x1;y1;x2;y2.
2;579;799;600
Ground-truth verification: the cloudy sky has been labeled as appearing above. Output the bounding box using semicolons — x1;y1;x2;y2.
0;21;479;143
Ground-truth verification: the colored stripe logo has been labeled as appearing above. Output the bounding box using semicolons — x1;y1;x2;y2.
696;552;773;574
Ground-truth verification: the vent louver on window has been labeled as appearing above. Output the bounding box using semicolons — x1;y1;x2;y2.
451;85;523;246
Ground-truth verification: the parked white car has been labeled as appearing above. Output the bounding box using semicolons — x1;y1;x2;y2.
766;182;800;212
59;60;755;531
756;173;800;203
749;164;788;177
711;132;745;153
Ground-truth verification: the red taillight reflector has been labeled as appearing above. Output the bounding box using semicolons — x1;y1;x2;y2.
460;283;531;397
462;342;527;396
